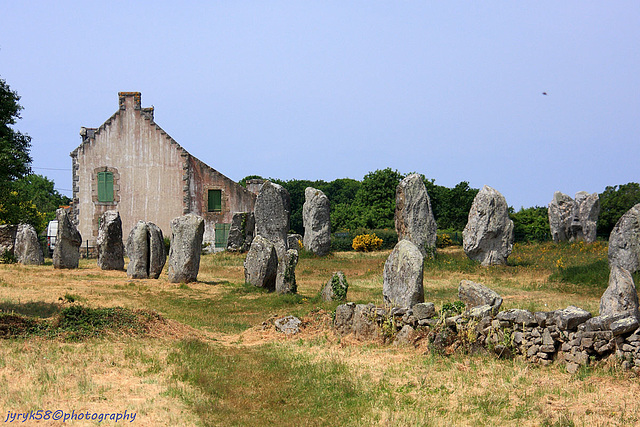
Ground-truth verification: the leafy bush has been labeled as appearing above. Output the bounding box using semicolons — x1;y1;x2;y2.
510;206;550;242
436;233;453;248
352;233;383;252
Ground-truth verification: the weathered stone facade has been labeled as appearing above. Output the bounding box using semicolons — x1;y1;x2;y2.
71;92;255;251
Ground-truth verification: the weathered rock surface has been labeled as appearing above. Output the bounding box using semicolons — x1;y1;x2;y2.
383;239;424;308
608;203;640;273
458;280;502;314
303;187;331;256
353;304;380;340
226;212;255;252
244;235;278;290
412;302;436;320
556;306;592;330
334;302;355;335
126;221;166;279
14;224;44;265
463;185;514;266
53;209;81;269
393;325;416;346
321;271;349;302
96;211;124;270
548;191;600;243
278;249;298;294
275;316;302;335
287;233;302;251
0;224;17;257
395;173;437;257
168;214;205;283
253;181;292;291
600;266;639;317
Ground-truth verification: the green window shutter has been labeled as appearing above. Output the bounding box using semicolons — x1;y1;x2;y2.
97;171;114;202
208;189;222;212
215;223;230;248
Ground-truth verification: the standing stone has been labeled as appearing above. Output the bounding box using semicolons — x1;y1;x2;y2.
252;181;292;291
302;187;331;256
147;223;166;279
395;173;437;257
600;266;639;317
549;191;600;243
321;271;349;302
168;214;205;283
96;211;124;270
575;192;600;243
244;235;278;290
548;192;576;243
226;212;255;252
279;249;299;294
0;224;18;257
126;221;166;279
287;233;302;251
126;221;150;279
458;280;502;314
463;185;514;266
14;224;44;265
608;203;640;274
383;239;424;308
53;208;81;269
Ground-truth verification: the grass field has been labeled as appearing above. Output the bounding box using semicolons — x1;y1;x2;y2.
1;242;639;426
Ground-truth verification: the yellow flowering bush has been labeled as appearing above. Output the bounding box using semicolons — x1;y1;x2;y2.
352;233;383;252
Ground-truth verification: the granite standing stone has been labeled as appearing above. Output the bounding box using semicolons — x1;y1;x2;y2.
168;214;205;283
244;235;278;290
395;173;437;257
252;181;292;291
302;187;331;256
0;224;18;257
147;222;166;279
126;221;166;279
53;208;81;269
226;212;255;252
287;233;302;251
14;224;44;265
278;249;299;294
96;211;124;270
548;192;577;243
608;203;640;274
321;271;349;302
548;191;600;243
600;265;639;317
575;192;600;243
463;185;514;266
383;239;425;308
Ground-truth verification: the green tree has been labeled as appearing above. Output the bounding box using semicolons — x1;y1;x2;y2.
13;174;71;222
351;168;404;229
510;206;550;242
424;178;478;231
0;78;32;190
598;183;640;237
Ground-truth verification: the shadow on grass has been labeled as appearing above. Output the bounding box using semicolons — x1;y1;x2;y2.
0;301;61;318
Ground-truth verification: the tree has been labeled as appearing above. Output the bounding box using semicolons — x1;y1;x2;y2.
510;206;550;242
12;174;71;222
598;183;640;237
0;78;32;190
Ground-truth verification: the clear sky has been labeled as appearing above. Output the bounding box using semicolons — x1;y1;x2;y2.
1;1;638;210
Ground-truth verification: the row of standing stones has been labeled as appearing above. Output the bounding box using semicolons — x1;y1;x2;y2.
12;208;208;283
331;174;640;373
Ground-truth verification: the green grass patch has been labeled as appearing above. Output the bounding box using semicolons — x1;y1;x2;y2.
168;339;370;426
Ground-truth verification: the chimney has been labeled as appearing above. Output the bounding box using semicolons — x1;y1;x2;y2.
118;92;142;110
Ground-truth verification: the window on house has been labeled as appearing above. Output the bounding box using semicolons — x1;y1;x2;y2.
215;223;231;248
97;171;114;202
208;189;222;212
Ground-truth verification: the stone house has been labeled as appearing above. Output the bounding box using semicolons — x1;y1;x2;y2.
70;92;255;251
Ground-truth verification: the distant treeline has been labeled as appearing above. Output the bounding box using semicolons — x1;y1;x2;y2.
241;171;640;244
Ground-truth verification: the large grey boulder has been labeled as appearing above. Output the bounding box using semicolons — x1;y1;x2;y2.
252;181;293;292
321;271;349;302
463;185;514;266
608;203;640;273
458;280;502;314
226;212;255;252
168;214;205;283
548;191;600;243
126;221;166;279
600;266;639;317
53;208;81;269
548;192;576;243
244;235;278;290
302;187;331;256
0;224;17;257
383;239;424;308
14;224;44;265
395;173;437;257
575;191;600;243
96;211;124;270
278;249;299;294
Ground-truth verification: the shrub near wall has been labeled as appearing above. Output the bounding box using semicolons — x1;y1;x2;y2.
330;228;398;252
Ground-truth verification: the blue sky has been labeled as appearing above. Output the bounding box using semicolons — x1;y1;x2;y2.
1;1;638;210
